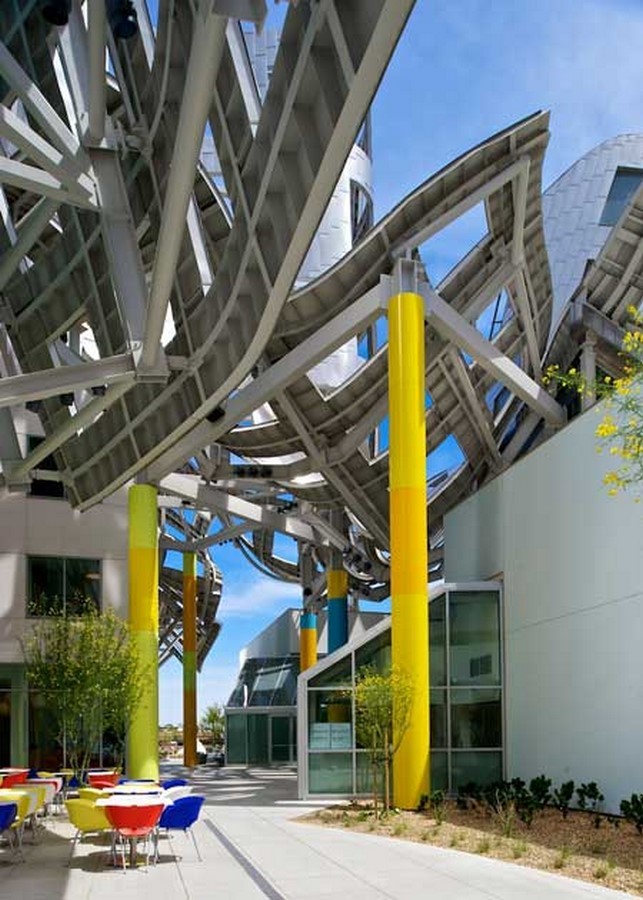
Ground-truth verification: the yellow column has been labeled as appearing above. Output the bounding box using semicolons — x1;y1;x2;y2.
127;484;159;781
388;291;429;809
183;552;198;768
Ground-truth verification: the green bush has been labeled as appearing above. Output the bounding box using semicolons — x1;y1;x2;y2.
620;794;643;833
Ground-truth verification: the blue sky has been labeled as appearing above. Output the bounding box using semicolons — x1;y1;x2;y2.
158;0;643;723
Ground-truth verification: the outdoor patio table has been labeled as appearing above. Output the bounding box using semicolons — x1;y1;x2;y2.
97;795;173;869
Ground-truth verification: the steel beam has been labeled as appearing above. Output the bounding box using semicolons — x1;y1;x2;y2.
0;157;96;209
4;381;133;486
141;4;228;369
146;283;385;480
0;42;86;166
88;0;107;142
423;285;565;426
0;354;134;409
0;198;59;291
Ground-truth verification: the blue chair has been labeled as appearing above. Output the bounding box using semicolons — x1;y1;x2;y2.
160;778;187;789
155;795;204;862
0;802;18;859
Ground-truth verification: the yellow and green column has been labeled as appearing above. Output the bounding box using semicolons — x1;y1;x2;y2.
183;552;198;768
127;484;160;781
388;289;429;809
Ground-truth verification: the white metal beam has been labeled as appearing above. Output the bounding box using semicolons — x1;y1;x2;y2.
90;150;153;364
0;42;86;166
0;157;97;209
146;282;385;480
0;105;95;196
394;157;529;258
4;381;133;487
510;269;543;378
141;4;228;369
422;285;565;426
159;473;321;544
88;0;107;142
0;198;59;291
0;353;134;408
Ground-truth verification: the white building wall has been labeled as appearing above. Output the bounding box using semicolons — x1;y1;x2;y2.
0;487;129;664
444;409;643;811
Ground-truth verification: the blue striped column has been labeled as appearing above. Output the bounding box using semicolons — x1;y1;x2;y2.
327;569;348;653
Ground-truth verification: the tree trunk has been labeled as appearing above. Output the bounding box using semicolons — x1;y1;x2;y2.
384;726;390;812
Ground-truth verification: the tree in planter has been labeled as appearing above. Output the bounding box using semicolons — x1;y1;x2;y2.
22;608;146;778
200;703;225;748
353;666;413;817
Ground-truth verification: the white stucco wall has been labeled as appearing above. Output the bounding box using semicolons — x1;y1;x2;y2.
0;488;129;663
444;408;643;811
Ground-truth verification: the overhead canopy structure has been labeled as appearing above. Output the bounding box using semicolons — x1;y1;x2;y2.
0;0;590;666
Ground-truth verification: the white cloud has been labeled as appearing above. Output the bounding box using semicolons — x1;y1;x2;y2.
219;575;301;619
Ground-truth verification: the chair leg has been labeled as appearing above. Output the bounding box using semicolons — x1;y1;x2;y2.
67;829;79;866
188;826;202;862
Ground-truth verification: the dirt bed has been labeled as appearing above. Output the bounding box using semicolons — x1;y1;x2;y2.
302;803;643;896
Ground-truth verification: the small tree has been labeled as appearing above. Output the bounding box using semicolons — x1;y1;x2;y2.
353;666;413;816
22;608;146;777
200;703;225;747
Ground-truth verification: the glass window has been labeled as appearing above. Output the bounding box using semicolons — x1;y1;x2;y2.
355;630;390;675
600;168;643;227
309;690;352;750
28;557;64;616
449;592;500;686
430;689;447;749
309;655;352;689
429;596;446;685
450;688;502;748
430;751;448;792
64;557;101;615
27;556;101;617
309;752;353;794
451;751;503;792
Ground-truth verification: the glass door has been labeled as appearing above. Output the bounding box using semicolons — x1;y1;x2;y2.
270;715;293;764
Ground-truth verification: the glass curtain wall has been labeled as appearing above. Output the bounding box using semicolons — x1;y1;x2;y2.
302;585;502;796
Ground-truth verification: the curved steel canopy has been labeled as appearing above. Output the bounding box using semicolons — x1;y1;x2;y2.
0;1;585;665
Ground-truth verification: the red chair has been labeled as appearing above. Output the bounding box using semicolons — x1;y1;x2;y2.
104;803;164;873
87;772;119;788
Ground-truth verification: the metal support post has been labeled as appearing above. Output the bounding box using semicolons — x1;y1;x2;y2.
183;552;198;768
388;260;429;809
127;485;160;781
327;510;348;653
299;545;317;672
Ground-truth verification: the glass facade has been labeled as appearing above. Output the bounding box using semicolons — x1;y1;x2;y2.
303;585;503;796
226;711;297;765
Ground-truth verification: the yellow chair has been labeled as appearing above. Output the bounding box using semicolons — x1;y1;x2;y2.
64;798;113;865
78;787;104;802
0;789;31;860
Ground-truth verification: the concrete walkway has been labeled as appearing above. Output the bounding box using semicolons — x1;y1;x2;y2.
0;766;636;900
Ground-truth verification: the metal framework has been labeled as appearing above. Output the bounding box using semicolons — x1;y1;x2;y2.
3;2;629;670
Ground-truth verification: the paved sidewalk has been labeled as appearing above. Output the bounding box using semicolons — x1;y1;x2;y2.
0;766;636;900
